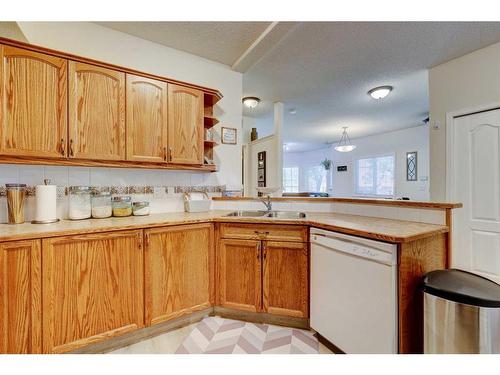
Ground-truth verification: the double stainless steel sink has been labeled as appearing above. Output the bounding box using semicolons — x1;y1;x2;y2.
225;210;306;219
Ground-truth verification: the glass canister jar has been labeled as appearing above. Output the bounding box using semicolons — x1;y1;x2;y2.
68;186;92;220
132;201;150;216
91;191;112;219
112;196;132;217
6;183;26;224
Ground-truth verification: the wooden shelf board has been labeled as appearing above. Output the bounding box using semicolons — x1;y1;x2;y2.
204;115;219;128
204;140;218;147
204;92;222;106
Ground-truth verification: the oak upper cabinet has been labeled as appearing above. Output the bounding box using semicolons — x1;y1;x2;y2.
68;61;125;160
262;241;308;318
167;84;203;165
0;240;42;354
41;230;143;354
126;74;168;162
218;238;262;313
144;223;214;326
0;45;67;158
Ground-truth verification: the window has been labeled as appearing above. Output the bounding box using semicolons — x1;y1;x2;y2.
355;155;395;197
306;166;327;193
283;167;299;193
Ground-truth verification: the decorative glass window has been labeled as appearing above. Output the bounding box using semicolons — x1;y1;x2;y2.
406;151;418;181
355;155;395;197
283;167;299;193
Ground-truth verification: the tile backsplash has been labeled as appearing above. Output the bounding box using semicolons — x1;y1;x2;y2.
0;164;225;222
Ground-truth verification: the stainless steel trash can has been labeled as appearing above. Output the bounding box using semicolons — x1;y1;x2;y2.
422;269;500;353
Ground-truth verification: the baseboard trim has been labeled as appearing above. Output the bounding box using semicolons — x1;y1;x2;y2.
213;307;309;330
315;332;345;354
70;308;213;354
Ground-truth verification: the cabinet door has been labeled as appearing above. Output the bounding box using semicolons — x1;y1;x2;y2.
218;239;262;312
145;223;214;326
0;45;67;158
42;230;143;354
68;61;125;160
0;240;42;354
126;74;168;162
263;241;308;318
167;84;203;165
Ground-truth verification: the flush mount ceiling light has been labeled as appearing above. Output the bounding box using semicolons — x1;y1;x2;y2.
334;127;356;153
289;108;297;115
242;96;260;109
283;143;290;151
368;85;393;100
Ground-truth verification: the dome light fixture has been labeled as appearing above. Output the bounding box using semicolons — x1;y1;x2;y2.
242;96;261;108
368;85;393;100
334;127;356;153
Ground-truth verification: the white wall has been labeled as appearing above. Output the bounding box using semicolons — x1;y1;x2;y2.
247;135;278;197
331;125;430;200
429;41;500;200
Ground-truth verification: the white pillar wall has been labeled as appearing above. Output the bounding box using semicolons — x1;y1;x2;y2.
274;102;284;197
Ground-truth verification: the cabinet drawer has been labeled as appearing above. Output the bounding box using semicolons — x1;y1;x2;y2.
220;223;308;242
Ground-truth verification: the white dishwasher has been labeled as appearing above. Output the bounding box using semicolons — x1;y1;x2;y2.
310;228;398;354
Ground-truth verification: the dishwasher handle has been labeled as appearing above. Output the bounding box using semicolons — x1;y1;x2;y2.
311;233;397;266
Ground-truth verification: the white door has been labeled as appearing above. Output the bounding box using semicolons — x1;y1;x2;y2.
450;109;500;284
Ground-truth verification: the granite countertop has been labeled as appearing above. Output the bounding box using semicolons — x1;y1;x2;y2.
0;210;449;243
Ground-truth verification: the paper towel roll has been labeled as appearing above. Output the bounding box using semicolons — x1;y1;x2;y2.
35;184;57;222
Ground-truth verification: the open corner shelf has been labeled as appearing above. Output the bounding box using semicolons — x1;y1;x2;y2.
204;115;219;128
204;140;218;147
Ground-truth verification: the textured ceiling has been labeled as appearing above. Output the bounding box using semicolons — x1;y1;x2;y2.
243;22;500;149
96;21;500;151
95;21;271;66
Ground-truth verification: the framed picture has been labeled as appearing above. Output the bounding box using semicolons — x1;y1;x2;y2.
221;127;237;144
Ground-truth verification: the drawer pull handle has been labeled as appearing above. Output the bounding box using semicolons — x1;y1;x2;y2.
254;231;270;235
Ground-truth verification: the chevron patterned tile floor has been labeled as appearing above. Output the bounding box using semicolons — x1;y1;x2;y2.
175;317;320;354
110;316;332;354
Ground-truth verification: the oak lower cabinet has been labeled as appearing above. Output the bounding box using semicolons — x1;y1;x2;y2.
263;241;308;318
68;61;126;161
218;239;262;312
144;223;214;326
41;230;144;354
167;84;203;165
0;45;67;158
217;224;309;318
0;240;42;354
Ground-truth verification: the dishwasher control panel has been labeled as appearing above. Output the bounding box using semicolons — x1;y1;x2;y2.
311;232;397;266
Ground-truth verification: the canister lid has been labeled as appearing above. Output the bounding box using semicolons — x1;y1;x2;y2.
422;269;500;308
5;183;26;188
69;186;91;192
133;201;149;207
112;196;132;202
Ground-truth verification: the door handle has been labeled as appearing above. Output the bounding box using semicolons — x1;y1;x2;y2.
163;146;167;162
69;139;74;157
60;138;65;155
169;147;173;162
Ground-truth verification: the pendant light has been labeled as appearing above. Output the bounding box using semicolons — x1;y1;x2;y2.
334;127;356;152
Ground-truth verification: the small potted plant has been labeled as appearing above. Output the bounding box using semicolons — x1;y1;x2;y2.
321;158;332;170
